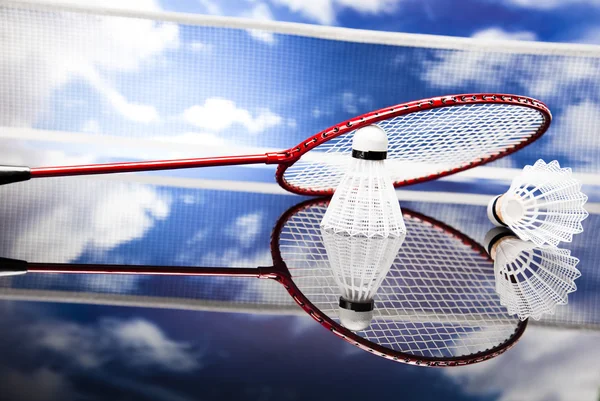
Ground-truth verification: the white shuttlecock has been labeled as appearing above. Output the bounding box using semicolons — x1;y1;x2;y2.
320;124;406;331
484;227;581;321
487;159;588;247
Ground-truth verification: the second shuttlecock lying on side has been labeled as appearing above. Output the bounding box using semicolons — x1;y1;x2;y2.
484;227;581;321
487;159;588;247
321;124;406;331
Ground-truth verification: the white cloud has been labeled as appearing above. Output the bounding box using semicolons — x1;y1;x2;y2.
444;326;600;401
181;194;200;205
271;0;403;25
0;141;171;263
519;57;600;99
81;119;100;133
342;92;372;114
198;0;223;15
574;26;600;44
336;0;403;13
421;44;600;104
272;0;336;25
186;229;207;245
189;41;213;52
551;101;600;165
342;92;358;114
182;98;282;133
79;67;160;123
504;0;600;9
245;3;277;44
90;186;169;248
31;318;200;373
226;213;264;247
108;319;200;371
472;27;537;41
0;0;177;126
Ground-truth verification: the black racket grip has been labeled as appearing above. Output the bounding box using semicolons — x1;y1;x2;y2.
0;257;28;277
0;166;31;185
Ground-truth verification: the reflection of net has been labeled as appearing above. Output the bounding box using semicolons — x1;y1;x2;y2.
279;204;521;359
283;104;545;192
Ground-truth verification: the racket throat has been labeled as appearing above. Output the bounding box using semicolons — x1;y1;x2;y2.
266;152;295;164
256;265;289;280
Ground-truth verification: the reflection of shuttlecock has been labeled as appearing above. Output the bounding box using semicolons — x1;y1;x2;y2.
487;159;588;247
321;125;406;331
321;230;403;331
484;227;581;321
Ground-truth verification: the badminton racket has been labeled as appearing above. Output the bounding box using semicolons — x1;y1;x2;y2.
0;198;527;366
0;94;550;195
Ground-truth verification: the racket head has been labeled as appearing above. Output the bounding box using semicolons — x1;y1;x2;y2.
276;94;551;196
268;198;528;367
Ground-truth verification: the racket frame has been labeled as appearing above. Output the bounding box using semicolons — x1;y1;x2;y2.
17;198;528;367
19;93;551;196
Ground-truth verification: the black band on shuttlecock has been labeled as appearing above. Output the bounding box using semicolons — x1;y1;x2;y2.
339;297;374;312
491;196;508;227
352;150;387;160
485;229;516;255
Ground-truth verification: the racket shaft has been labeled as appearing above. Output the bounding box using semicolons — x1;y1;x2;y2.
29;154;272;178
26;263;263;278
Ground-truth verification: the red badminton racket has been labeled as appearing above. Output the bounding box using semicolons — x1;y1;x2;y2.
0;94;550;195
1;198;527;366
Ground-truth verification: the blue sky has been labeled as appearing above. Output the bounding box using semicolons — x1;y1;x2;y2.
0;0;599;400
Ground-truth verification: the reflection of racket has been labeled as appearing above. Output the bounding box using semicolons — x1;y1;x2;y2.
1;199;527;367
1;94;550;195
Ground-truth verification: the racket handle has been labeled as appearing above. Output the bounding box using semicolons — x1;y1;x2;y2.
0;166;31;185
0;257;28;277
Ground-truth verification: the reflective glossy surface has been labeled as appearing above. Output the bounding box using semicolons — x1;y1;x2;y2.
1;1;599;400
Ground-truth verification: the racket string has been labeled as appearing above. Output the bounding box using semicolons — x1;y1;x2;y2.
283;103;546;192
280;205;522;359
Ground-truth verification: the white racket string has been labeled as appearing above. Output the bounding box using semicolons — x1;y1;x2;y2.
279;204;522;358
283;104;545;192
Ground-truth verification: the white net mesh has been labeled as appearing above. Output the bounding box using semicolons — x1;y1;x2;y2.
283;104;546;192
278;203;522;359
501;159;589;247
320;159;406;238
0;1;598;333
494;237;581;321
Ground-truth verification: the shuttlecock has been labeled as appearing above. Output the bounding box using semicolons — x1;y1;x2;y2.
487;159;588;247
484;227;581;321
321;124;406;331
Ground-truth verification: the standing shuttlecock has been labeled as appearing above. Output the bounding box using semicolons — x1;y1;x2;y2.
320;125;406;331
487;159;588;247
484;227;581;321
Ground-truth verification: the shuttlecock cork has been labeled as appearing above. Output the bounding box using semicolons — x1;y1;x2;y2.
487;159;588;247
321;125;406;331
484;227;581;321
